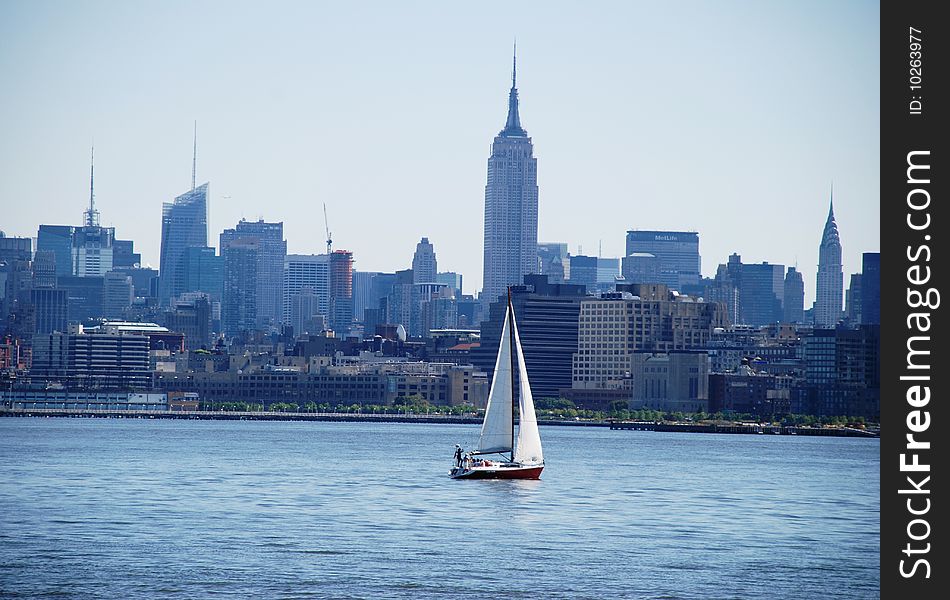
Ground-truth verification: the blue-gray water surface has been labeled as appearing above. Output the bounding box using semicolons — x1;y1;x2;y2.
0;419;879;599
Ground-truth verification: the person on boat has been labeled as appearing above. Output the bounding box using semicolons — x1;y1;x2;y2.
454;444;463;467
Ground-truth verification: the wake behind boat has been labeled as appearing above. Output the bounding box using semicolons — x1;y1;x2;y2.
450;292;543;480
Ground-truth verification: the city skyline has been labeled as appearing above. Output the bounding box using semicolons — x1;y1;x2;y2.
0;1;880;303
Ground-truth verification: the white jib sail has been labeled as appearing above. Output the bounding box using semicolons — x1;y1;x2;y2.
512;306;543;465
476;306;513;454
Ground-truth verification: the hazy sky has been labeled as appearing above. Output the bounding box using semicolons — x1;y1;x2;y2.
1;0;879;303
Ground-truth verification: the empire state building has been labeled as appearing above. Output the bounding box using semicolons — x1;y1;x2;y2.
481;48;539;306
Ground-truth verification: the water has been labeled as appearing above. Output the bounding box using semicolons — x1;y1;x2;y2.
0;418;879;599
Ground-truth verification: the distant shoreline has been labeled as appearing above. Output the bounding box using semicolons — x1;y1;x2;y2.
0;408;878;438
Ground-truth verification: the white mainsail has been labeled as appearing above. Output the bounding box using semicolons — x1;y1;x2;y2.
512;308;543;465
476;306;513;454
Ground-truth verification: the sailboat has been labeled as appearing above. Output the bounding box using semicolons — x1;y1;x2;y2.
450;293;543;480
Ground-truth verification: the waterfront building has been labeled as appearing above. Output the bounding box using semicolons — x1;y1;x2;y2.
31;326;151;390
624;230;701;291
814;196;843;327
283;254;330;325
708;359;791;417
0;390;169;411
571;284;725;392
783;267;805;324
328;250;354;334
37;225;75;277
473;274;587;399
860;252;880;325
159;183;209;305
153;361;488;408
411;238;438;284
630;351;709;413
220;220;286;329
704;325;803;377
796;324;879;419
481;48;539;308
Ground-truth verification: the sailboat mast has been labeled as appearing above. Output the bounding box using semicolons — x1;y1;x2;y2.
508;288;516;463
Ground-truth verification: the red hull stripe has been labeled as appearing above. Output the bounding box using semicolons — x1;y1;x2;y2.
451;466;543;480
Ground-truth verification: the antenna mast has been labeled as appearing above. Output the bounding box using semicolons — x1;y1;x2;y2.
323;203;332;254
84;145;99;227
191;121;197;191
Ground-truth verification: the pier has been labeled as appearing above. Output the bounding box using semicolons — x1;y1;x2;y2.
608;420;879;438
0;407;604;427
0;409;878;437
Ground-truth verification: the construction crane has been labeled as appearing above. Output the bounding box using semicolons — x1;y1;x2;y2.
323;203;332;255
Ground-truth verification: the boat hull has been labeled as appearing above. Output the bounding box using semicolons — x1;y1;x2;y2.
449;464;543;480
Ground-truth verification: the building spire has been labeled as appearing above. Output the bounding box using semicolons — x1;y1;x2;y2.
512;39;517;88
84;145;100;227
501;41;525;137
821;183;840;248
192;120;197;191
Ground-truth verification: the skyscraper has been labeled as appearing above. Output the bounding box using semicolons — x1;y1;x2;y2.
220;236;259;336
845;273;863;323
283;254;329;325
36;225;75;277
814;194;843;327
537;242;568;283
328;250;354;334
737;261;785;327
72;148;115;277
159;130;208;305
181;246;223;301
783;267;805;324
411;237;438;283
624;230;701;290
159;183;209;304
860;252;880;325
481;47;539;307
220;220;287;329
352;270;379;322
